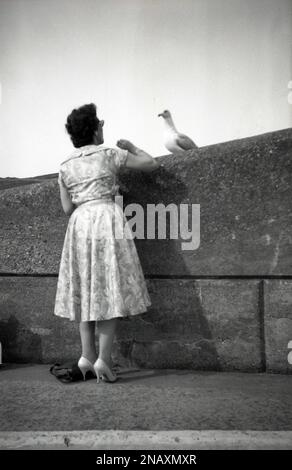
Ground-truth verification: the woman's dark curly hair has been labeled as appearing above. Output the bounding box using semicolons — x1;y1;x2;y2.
65;103;100;148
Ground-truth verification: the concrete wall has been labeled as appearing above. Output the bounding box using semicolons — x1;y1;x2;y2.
0;128;292;372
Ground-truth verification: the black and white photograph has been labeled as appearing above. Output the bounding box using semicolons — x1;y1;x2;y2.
0;0;291;458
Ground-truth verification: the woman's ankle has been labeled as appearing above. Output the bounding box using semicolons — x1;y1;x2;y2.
82;353;97;364
98;355;112;366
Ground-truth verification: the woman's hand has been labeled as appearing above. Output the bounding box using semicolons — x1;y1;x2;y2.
117;139;160;172
116;139;137;154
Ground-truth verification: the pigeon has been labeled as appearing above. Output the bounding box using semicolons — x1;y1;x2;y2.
158;109;198;154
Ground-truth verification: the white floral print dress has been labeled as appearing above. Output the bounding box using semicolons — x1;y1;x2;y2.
54;144;151;322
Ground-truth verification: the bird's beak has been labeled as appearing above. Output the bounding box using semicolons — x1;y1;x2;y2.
158;113;162;117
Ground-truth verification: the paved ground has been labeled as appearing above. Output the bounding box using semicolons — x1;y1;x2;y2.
0;364;291;449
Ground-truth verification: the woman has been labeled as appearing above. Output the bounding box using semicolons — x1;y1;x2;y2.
54;103;159;383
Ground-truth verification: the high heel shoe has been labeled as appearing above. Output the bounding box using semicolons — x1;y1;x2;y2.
93;358;117;383
78;356;96;381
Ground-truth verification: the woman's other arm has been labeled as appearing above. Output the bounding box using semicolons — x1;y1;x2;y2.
117;140;160;172
59;179;76;216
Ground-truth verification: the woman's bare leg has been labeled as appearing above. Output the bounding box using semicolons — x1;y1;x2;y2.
97;318;118;366
79;321;97;364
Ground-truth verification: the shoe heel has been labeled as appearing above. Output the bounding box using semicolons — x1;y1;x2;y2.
78;365;87;381
93;358;117;383
78;356;96;381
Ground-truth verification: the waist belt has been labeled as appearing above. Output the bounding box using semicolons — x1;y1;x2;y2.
77;197;114;207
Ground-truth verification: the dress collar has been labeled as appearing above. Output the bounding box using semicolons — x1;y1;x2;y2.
61;144;106;165
71;144;105;157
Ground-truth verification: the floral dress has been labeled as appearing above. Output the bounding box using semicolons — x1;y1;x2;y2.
54;144;151;322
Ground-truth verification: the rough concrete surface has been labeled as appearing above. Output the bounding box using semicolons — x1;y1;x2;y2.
0;277;263;371
264;280;292;373
0;129;291;276
0;365;291;434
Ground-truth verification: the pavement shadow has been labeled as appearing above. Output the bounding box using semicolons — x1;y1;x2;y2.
112;368;212;384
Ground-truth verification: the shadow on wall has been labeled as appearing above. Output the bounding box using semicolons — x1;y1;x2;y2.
114;279;221;371
0;314;43;363
113;165;221;370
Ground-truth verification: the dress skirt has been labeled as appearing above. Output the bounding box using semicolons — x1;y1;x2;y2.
54;199;151;322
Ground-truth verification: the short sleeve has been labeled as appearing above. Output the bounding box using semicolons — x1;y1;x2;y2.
57;168;65;187
112;148;128;169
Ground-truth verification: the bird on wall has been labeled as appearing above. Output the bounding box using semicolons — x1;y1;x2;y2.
158;109;198;154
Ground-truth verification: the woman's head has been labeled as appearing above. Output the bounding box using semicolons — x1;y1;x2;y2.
65;103;104;147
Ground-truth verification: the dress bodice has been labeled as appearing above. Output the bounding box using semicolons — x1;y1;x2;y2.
58;144;128;206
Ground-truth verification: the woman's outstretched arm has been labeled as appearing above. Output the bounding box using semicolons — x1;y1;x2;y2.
117;139;160;172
